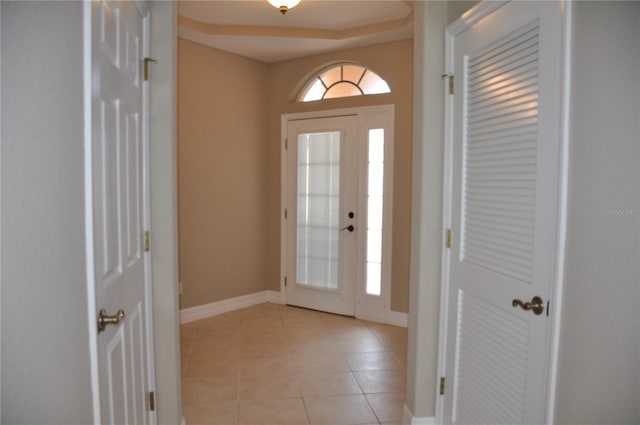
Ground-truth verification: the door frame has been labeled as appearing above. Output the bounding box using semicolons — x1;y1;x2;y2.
280;105;395;323
434;1;573;423
83;1;157;422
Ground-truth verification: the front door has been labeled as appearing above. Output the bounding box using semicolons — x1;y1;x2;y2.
90;1;155;423
285;116;359;316
441;1;565;423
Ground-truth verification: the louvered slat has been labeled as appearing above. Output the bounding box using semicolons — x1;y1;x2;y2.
453;292;528;424
462;22;539;284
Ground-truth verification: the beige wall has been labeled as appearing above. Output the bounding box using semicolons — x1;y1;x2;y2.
179;39;413;313
267;40;414;312
178;40;270;308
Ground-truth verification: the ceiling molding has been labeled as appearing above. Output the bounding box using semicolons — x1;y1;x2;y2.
179;12;413;41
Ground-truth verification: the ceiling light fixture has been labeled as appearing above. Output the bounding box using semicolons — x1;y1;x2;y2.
268;0;300;14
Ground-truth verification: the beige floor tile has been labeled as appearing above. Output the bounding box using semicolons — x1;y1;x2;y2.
183;353;239;378
335;338;387;353
239;398;309;425
298;371;362;397
198;311;243;328
239;354;296;377
190;340;240;360
183;401;238;425
181;307;409;425
291;350;350;374
182;377;238;403
238;374;301;400
353;370;406;394
366;393;405;422
304;395;378;425
241;336;290;357
343;351;403;371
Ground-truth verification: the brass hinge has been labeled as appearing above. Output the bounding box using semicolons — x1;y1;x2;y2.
148;391;155;411
285;208;288;219
445;229;452;249
442;73;454;95
285;139;288;150
143;57;158;81
144;231;150;252
440;377;446;395
284;277;287;287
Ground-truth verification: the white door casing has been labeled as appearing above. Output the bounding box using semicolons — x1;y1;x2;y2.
282;106;395;321
87;1;156;423
437;2;568;424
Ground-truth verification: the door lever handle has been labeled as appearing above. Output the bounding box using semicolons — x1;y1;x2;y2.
512;296;544;315
341;225;355;232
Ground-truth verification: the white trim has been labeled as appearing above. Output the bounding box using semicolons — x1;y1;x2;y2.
180;290;282;324
434;10;457;423
447;0;510;36
403;404;435;425
386;310;409;328
180;416;186;425
545;1;572;423
82;2;100;422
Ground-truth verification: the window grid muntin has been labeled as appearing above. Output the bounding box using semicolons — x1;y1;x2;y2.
301;63;390;102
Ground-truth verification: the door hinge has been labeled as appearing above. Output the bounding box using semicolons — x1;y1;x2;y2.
442;73;454;95
445;228;452;249
144;231;150;252
285;138;288;150
143;57;157;82
440;377;446;395
148;391;155;411
285;208;288;219
284;277;288;287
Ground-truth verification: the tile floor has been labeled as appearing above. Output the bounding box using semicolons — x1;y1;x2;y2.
181;302;408;425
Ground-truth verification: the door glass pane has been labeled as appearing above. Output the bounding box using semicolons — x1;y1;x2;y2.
297;131;341;289
366;129;384;296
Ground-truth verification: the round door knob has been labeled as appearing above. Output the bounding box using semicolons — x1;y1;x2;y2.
97;309;125;333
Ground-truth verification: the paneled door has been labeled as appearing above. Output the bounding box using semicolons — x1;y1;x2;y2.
285;116;359;316
441;1;565;424
89;1;155;423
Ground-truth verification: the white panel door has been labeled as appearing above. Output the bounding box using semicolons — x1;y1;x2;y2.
90;1;155;423
443;2;564;424
285;116;358;316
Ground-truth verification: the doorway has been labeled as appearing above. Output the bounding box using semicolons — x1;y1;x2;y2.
436;2;567;423
281;106;395;322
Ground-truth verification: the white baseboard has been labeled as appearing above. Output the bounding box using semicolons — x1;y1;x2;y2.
386;310;409;328
180;290;282;324
403;404;435;425
180;289;407;327
180;416;186;425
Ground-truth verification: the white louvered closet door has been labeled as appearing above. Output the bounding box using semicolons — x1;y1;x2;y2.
443;2;564;424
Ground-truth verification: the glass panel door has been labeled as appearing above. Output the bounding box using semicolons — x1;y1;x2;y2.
286;116;358;316
296;132;341;290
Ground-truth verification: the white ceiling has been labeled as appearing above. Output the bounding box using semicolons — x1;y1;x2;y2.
178;0;414;63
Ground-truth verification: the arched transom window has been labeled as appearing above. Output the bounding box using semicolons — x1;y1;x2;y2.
299;63;391;102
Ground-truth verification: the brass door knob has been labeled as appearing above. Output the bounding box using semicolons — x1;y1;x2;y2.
98;309;125;333
512;296;544;315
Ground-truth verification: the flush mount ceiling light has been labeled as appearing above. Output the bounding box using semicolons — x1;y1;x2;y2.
268;0;300;14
